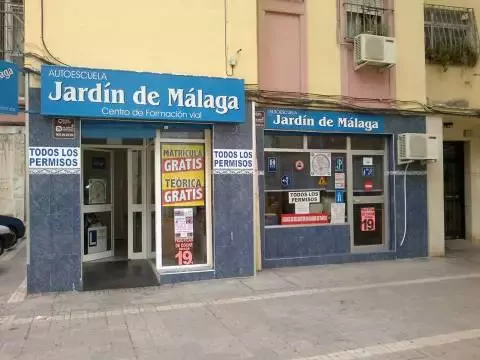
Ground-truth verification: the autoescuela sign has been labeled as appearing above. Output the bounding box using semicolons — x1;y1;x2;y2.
0;60;18;115
41;65;245;123
264;108;384;133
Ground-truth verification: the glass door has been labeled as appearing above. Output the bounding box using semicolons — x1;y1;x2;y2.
127;149;147;259
155;130;213;271
82;149;114;262
349;137;389;250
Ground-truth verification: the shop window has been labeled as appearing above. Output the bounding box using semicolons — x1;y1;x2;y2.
350;135;385;150
308;135;347;150
265;134;304;149
160;142;208;267
264;149;348;226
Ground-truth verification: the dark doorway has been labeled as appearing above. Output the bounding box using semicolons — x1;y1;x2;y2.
443;142;466;240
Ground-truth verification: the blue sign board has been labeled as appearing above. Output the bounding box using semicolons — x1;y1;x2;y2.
362;167;375;177
264;108;384;133
41;65;245;123
281;175;291;188
0;60;18;115
335;190;344;203
335;157;344;172
267;157;277;172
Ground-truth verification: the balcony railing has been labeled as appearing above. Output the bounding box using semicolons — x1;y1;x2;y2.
344;0;393;40
0;0;24;97
424;4;480;69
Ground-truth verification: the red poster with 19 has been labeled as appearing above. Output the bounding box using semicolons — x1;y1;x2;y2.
175;250;193;265
360;207;376;232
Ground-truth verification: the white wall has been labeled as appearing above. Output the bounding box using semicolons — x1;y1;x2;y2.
0;126;25;220
426;116;445;255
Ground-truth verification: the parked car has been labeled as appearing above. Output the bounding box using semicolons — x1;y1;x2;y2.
0;216;24;256
0;215;25;239
0;225;16;256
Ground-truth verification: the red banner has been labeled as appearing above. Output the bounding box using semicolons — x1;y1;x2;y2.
280;213;329;225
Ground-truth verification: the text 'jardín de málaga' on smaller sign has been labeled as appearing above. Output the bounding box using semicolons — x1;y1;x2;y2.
266;108;384;133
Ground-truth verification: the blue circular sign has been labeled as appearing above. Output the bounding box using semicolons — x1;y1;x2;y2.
281;175;290;188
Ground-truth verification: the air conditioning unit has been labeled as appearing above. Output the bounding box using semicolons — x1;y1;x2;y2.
397;133;439;164
354;34;397;70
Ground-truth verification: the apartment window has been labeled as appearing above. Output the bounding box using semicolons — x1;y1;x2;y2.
344;0;389;40
0;0;24;97
424;5;480;68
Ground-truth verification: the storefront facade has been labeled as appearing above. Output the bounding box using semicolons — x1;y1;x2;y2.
26;65;255;293
256;107;429;268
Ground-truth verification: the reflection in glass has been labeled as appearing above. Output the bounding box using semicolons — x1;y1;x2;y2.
161;207;207;266
83;211;112;255
265;134;303;149
83;151;111;205
308;135;347;150
350;136;385;150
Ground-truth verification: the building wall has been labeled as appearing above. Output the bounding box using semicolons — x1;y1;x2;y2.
258;0;426;104
258;0;307;92
395;0;427;105
425;0;480;109
24;0;257;83
307;0;341;95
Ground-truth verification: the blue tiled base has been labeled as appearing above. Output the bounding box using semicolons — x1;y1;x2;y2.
263;251;397;268
159;270;216;284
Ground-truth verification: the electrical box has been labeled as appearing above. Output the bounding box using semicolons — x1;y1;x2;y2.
397;133;439;164
354;34;397;70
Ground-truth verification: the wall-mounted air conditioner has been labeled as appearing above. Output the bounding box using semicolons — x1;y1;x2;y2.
354;34;397;71
397;133;439;165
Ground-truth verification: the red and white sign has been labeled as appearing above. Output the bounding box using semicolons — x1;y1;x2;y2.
281;213;329;225
295;160;304;171
360;207;376;232
364;180;373;191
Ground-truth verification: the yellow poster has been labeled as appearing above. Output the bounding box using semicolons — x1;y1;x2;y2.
161;143;205;207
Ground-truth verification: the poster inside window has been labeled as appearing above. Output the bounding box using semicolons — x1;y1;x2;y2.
160;143;207;266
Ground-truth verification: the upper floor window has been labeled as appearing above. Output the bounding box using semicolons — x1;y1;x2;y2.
424;4;480;69
0;0;24;97
344;0;390;40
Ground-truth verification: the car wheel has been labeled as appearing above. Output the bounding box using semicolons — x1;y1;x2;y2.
6;231;17;250
0;236;4;256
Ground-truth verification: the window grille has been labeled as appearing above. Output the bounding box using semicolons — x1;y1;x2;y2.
0;0;24;96
424;4;480;68
344;0;390;40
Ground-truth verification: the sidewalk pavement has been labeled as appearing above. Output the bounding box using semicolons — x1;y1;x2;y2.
1;248;480;359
